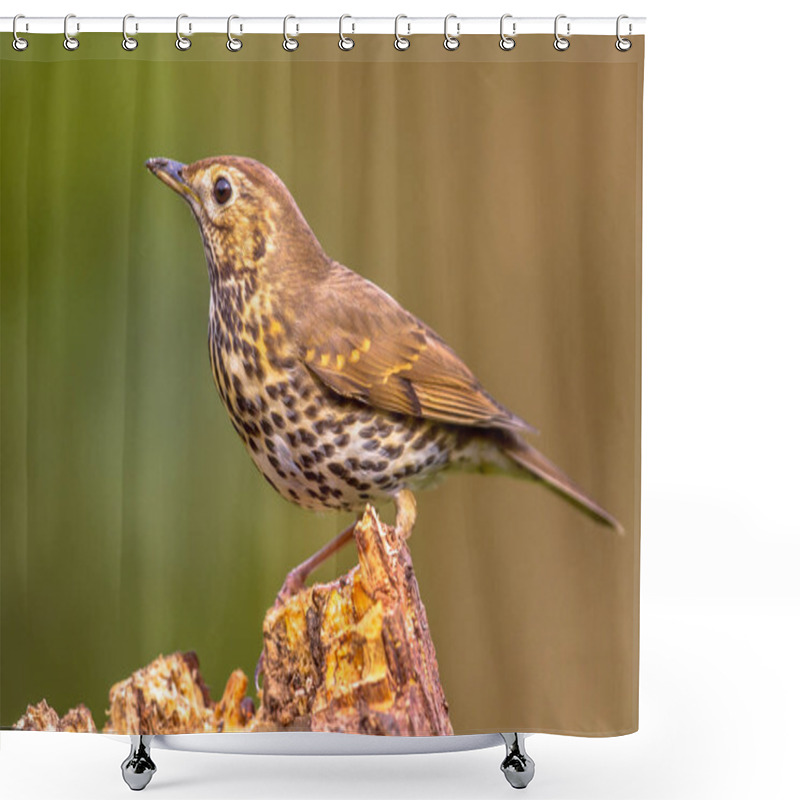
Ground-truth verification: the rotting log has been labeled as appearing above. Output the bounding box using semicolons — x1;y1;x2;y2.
103;652;254;734
13;699;97;733
15;655;255;734
255;505;453;735
14;507;451;736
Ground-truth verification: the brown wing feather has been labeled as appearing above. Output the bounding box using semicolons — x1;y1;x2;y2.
297;263;534;432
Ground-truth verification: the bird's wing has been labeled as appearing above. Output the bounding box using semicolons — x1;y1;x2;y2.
296;263;534;432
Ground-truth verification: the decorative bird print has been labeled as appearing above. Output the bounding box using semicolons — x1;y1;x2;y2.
146;155;621;602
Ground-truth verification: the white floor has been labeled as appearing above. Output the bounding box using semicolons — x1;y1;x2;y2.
2;597;798;799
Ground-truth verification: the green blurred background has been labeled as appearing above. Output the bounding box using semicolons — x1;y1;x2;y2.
1;34;641;735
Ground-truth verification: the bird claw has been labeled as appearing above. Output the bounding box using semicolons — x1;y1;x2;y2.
276;569;306;605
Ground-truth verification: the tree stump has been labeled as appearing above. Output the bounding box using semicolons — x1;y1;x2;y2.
14;507;452;736
255;505;453;735
13;699;97;733
104;651;255;734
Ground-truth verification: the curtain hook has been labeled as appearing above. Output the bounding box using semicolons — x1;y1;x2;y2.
176;14;192;50
63;13;79;51
615;15;632;51
499;14;516;51
339;14;355;51
283;15;299;51
553;14;570;51
394;15;410;51
12;14;28;51
443;14;460;51
227;15;243;51
122;14;138;51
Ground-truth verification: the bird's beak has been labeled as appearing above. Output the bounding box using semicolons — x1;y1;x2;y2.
145;157;199;205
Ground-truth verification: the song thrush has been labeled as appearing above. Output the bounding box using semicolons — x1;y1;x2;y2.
146;155;621;601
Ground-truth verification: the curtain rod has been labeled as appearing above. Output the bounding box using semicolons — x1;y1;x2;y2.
1;16;646;37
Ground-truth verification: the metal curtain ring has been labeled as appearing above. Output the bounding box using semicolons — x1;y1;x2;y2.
339;14;355;51
499;14;515;51
63;13;79;51
616;14;632;51
394;14;410;50
553;14;570;51
122;14;138;51
283;15;299;51
443;14;460;51
227;15;243;51
176;14;191;50
12;14;28;51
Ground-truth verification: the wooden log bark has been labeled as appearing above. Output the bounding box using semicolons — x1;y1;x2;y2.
13;699;97;733
103;652;255;734
14;507;452;736
255;505;453;735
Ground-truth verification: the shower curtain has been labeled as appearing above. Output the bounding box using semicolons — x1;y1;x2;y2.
1;31;643;738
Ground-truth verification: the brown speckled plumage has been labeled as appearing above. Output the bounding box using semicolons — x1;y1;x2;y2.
146;155;620;590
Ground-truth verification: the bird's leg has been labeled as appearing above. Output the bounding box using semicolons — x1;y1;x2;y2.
394;489;417;540
275;491;415;605
276;520;357;605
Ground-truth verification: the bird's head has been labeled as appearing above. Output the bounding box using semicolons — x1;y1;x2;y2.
146;155;326;291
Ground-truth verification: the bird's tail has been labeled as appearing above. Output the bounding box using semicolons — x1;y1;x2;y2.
502;436;623;533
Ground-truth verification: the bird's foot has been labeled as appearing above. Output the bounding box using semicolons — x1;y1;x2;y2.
274;521;358;606
276;568;306;605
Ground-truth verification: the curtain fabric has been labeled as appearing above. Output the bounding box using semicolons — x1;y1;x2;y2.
1;33;643;736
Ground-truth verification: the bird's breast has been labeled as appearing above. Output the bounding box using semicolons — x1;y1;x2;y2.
208;300;287;423
206;298;464;513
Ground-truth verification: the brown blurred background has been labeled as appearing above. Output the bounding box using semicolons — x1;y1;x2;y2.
1;34;642;735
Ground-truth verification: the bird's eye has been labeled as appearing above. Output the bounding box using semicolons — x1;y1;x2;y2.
213;176;232;205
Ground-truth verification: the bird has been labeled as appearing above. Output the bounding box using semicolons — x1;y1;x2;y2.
146;155;621;602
